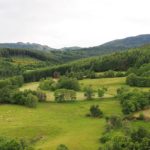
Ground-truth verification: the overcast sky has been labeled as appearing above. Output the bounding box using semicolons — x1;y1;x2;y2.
0;0;150;48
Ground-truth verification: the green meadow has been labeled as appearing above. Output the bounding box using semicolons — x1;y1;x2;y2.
20;77;150;101
0;76;149;149
0;98;122;150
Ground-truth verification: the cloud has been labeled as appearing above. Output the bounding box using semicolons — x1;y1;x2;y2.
0;0;150;48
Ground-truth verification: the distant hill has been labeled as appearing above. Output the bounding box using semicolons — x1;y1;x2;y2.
0;42;55;51
99;34;150;49
0;34;150;65
1;34;150;53
60;46;82;51
23;44;150;82
72;34;150;57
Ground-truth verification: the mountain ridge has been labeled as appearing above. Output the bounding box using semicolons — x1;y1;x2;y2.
0;34;150;51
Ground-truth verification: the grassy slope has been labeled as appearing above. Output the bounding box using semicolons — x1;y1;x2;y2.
0;99;122;150
0;77;149;149
11;56;42;65
20;77;150;101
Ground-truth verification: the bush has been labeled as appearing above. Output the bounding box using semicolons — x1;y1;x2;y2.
100;128;150;150
36;90;47;102
117;90;150;114
57;77;80;91
84;86;95;100
39;78;57;91
0;85;17;103
24;94;38;108
0;137;32;150
56;144;69;150
98;87;107;98
104;70;115;78
126;73;150;87
105;115;123;130
88;105;103;118
99;134;111;144
138;113;145;120
115;72;125;77
0;76;24;88
13;90;40;108
54;89;76;102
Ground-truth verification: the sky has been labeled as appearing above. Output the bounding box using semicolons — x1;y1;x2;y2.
0;0;150;48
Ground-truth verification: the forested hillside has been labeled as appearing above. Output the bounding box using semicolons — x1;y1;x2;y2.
23;45;150;82
1;34;150;60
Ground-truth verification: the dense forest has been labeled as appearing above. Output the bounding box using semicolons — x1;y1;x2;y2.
22;45;150;82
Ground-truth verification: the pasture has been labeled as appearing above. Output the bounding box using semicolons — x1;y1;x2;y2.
0;98;122;150
20;77;150;101
0;76;150;149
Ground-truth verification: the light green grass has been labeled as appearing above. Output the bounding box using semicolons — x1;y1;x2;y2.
80;77;150;96
12;56;42;65
2;77;150;149
80;77;126;96
0;98;122;150
20;77;150;101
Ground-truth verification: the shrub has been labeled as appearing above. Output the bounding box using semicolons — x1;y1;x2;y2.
56;144;69;150
105;115;123;129
0;137;22;150
0;76;24;88
99;134;111;143
98;87;107;98
100;127;150;150
25;94;38;108
84;86;95;100
54;89;76;102
0;85;17;103
13;90;40;108
88;105;103;118
130;127;149;142
57;77;80;91
117;90;150;114
39;78;57;91
126;73;150;87
138;113;145;120
104;70;115;78
36;90;47;102
115;72;125;77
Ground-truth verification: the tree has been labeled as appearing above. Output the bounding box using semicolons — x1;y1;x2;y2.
88;105;103;118
84;86;95;100
130;127;149;143
104;70;115;78
105;115;123;129
54;89;76;102
0;137;22;150
39;78;57;91
98;87;107;98
25;93;38;108
126;73;137;86
57;77;80;91
0;85;16;103
36;90;47;102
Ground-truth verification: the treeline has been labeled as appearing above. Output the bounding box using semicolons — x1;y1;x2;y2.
0;76;24;88
117;87;150;114
0;60;23;78
0;48;55;62
126;73;150;87
126;63;150;87
23;47;150;82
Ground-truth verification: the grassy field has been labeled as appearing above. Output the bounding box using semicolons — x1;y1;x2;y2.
11;56;42;65
1;76;150;149
20;77;150;101
0;98;122;150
